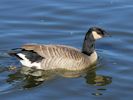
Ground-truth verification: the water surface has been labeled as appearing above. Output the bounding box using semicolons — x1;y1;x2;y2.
0;0;133;100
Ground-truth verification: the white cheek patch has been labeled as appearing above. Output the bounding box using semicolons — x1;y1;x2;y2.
92;31;102;40
17;53;41;69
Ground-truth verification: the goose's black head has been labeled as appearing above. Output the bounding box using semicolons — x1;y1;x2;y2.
82;27;109;56
86;27;108;40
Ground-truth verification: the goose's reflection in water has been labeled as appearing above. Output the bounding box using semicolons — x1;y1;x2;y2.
6;66;112;95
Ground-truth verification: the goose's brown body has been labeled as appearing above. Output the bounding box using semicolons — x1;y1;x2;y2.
9;27;107;71
22;44;97;70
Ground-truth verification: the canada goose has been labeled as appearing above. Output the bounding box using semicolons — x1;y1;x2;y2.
8;27;108;71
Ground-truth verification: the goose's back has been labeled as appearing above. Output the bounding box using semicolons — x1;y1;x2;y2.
22;44;96;70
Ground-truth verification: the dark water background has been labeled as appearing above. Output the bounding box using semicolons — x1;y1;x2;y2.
0;0;133;100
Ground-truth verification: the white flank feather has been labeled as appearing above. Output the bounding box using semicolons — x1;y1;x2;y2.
17;53;41;69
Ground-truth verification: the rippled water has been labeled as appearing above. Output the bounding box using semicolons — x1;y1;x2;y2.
0;0;133;100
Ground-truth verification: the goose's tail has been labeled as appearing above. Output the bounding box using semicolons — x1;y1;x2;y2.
8;48;24;60
8;48;44;62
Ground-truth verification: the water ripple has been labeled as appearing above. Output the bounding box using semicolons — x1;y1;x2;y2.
0;0;133;100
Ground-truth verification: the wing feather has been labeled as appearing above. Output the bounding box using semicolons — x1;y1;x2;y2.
22;44;85;60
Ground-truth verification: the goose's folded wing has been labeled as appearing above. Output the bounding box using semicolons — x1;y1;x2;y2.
21;44;85;60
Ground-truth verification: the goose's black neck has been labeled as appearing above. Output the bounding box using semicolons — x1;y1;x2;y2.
82;31;95;56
